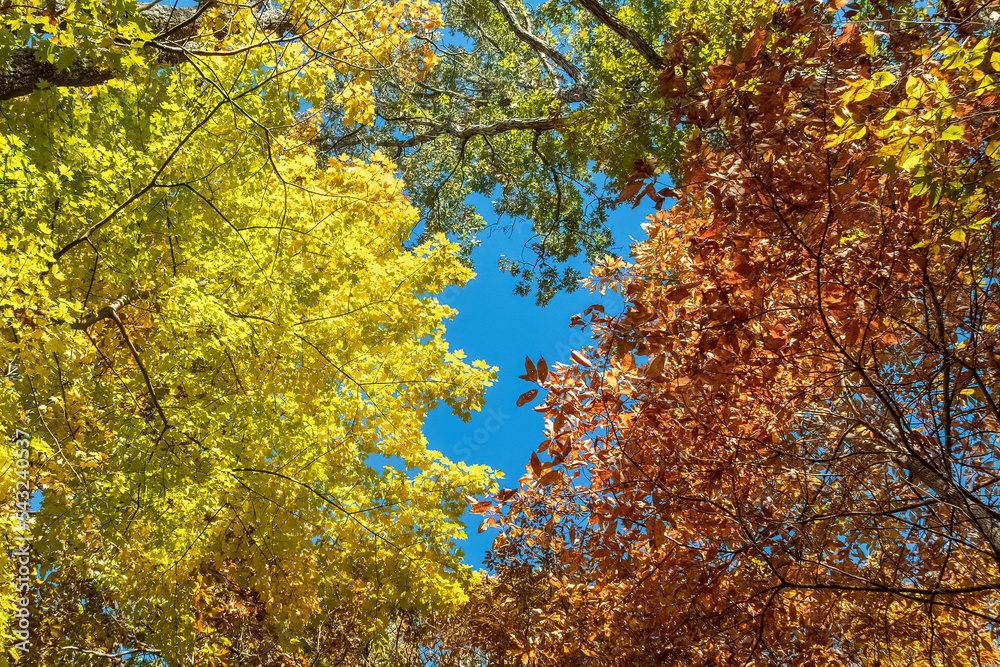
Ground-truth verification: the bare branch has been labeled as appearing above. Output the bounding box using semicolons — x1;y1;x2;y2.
109;309;169;430
62;645;162;657
324;116;562;154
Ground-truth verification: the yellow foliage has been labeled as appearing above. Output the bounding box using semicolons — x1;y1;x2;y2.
0;1;495;660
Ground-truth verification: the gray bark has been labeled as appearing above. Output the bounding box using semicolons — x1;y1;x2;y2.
70;290;149;330
321;115;563;154
574;0;666;71
805;410;1000;566
0;1;297;101
486;0;583;84
1;48;113;101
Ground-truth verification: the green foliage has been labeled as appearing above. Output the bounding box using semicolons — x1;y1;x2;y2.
317;0;775;303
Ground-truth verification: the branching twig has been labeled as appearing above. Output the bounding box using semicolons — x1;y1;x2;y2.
70;291;150;331
108;309;169;431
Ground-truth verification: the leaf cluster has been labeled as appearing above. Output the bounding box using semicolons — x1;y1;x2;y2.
474;0;1000;664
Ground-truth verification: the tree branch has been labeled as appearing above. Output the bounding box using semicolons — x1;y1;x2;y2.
62;645;162;657
108;309;169;431
574;0;665;70
0;48;113;102
0;0;299;101
806;411;1000;565
70;290;150;330
324;116;562;154
487;0;583;83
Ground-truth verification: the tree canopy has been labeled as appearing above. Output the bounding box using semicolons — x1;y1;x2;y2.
472;0;1000;664
0;0;498;663
316;0;776;302
2;0;779;303
10;0;1000;664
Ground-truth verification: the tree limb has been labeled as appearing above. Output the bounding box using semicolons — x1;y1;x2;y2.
486;0;583;83
0;48;113;102
806;411;1000;566
70;290;150;330
574;0;666;71
62;645;162;658
323;116;562;154
108;309;169;430
0;0;298;101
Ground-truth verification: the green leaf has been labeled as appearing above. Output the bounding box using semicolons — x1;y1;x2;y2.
940;125;964;141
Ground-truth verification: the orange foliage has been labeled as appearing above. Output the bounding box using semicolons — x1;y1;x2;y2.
476;1;1000;664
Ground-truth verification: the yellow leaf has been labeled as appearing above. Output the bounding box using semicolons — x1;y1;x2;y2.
845;124;867;142
905;76;925;98
940;125;964;142
872;71;896;89
863;33;878;57
899;150;923;170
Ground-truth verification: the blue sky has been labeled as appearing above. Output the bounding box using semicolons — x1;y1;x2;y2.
422;196;644;567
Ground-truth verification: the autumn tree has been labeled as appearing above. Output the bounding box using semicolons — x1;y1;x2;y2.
0;0;442;101
317;0;776;303
0;0;499;663
474;0;1000;664
1;0;781;306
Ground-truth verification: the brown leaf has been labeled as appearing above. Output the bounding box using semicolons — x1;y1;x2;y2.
665;286;691;302
529;451;542;477
570;350;592;368
646;355;666;378
516;389;539;406
617;180;644;204
539;470;561;486
521;355;537;382
742;29;766;62
471;500;492;513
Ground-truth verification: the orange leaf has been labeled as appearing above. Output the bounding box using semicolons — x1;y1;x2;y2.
539;470;561;486
743;29;766;62
665;286;691;302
